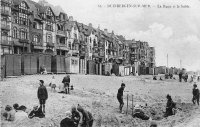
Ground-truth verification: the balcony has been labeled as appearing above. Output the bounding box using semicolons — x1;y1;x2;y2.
73;39;79;44
93;43;98;48
1;10;10;16
99;52;104;57
46;42;54;47
1;24;10;30
57;43;69;51
33;42;43;50
93;52;99;57
98;43;104;48
57;30;65;36
19;38;29;43
79;41;87;46
71;50;79;55
131;51;137;55
2;0;12;3
108;55;114;59
1;39;12;46
80;50;86;56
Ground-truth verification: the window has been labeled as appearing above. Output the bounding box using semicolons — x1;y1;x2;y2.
74;33;77;39
90;46;92;53
90;37;91;43
68;42;71;50
33;35;39;43
46;34;52;43
33;22;37;29
13;27;18;38
57;24;61;30
46;21;53;31
20;28;27;39
46;8;52;16
106;49;108;55
71;59;77;65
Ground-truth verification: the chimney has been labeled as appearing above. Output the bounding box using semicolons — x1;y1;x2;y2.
69;16;73;21
104;29;108;34
88;23;92;27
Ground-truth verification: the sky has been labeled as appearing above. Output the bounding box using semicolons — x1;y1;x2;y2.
33;0;200;71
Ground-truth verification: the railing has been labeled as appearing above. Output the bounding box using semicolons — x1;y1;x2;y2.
93;52;98;56
99;52;104;57
57;30;65;35
73;39;79;43
19;38;29;43
1;10;10;16
33;42;43;46
2;0;12;3
1;40;12;45
58;43;67;47
72;50;79;54
46;42;54;47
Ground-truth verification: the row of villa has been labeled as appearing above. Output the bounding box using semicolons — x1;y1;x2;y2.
1;0;156;77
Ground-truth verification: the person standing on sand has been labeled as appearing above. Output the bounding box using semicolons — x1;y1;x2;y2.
62;75;71;94
37;80;48;113
117;83;125;113
192;83;199;105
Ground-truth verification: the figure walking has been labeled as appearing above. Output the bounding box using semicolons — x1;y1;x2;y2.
192;83;199;105
62;75;71;94
117;83;126;113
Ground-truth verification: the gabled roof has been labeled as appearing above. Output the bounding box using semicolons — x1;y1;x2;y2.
125;40;136;47
27;0;42;21
12;0;30;8
65;21;77;31
117;35;125;42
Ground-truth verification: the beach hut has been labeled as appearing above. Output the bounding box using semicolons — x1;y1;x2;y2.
3;54;21;76
21;53;37;75
87;60;96;75
65;56;79;73
52;55;66;73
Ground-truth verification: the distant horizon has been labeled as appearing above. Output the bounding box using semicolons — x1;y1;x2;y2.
32;0;200;71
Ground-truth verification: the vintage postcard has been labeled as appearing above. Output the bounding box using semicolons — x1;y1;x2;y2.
0;0;200;126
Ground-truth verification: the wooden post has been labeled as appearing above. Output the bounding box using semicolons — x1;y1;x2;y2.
132;94;133;116
126;94;128;115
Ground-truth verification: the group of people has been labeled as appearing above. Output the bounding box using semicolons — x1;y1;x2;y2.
117;81;200;120
3;103;45;122
60;104;93;127
3;79;48;122
49;75;72;94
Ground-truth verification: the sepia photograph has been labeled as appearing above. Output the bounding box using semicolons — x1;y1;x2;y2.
0;0;200;126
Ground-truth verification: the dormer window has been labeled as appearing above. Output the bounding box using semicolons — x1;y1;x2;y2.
46;8;52;16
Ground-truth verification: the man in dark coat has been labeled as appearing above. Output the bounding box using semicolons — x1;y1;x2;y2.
117;83;125;113
164;94;176;117
62;75;70;94
60;111;76;127
192;83;199;105
37;80;48;113
179;72;182;82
